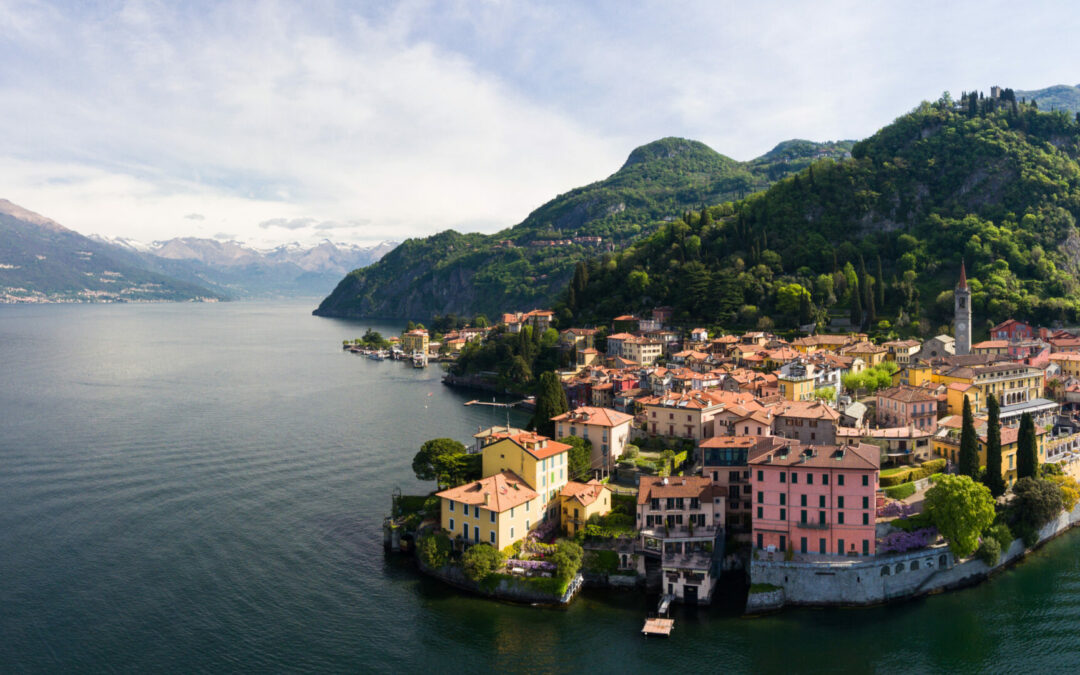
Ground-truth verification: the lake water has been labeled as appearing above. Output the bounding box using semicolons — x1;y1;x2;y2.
3;301;1080;673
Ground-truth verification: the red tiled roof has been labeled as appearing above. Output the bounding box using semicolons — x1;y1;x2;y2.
436;471;538;512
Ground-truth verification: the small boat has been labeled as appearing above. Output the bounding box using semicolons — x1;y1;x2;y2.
368;351;386;361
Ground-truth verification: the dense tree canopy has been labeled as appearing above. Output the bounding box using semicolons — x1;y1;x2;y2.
925;474;996;557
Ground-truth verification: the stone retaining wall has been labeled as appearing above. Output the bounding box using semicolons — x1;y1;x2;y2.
748;503;1080;611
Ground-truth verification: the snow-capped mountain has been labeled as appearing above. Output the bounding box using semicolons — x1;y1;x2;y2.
89;235;397;298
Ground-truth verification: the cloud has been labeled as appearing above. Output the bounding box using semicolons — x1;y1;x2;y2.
259;217;317;231
0;1;1077;248
213;232;235;240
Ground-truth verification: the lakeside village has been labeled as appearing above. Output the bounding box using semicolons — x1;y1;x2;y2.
373;265;1080;633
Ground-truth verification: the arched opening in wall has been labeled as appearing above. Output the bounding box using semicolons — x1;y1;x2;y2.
939;554;948;568
895;563;905;573
881;566;890;576
911;560;920;571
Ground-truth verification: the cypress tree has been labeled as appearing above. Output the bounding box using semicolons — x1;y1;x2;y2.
876;255;886;309
983;394;1005;497
1017;412;1038;480
865;275;877;326
958;395;980;479
530;371;568;438
850;276;862;327
700;207;712;229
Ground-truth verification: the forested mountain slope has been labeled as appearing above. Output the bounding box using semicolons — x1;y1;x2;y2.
567;92;1080;336
314;137;852;319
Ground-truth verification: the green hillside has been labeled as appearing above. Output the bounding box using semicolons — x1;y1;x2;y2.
313;137;853;320
1017;83;1080;115
567;91;1080;337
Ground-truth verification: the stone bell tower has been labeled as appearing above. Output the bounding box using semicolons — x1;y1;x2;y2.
954;262;971;356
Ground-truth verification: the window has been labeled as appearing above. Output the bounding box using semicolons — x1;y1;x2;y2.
838;539;845;555
489;531;495;544
449;518;455;531
474;526;479;542
780;508;786;521
792;472;798;484
757;470;764;482
463;504;469;517
800;494;807;507
838;474;845;486
780;472;786;483
779;535;786;551
449;501;455;512
780;494;786;506
757;491;764;504
757;533;763;549
757;506;763;519
862;496;869;509
819;495;826;508
800;537;807;554
807;473;814;485
490;511;495;523
820;538;827;554
822;474;829;485
838;512;845;524
862;474;869;487
510;526;515;538
838;496;845;509
819;511;826;524
862;513;869;525
800;510;807;523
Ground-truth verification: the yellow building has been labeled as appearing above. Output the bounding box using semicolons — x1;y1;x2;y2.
777;363;815;401
481;432;571;522
939;363;1044;415
841;341;888;366
1050;353;1080;379
559;480;612;536
933;415;1047;488
401;329;429;355
436;471;540;548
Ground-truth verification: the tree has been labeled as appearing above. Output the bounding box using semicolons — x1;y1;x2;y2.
418;532;452;569
563;435;593;481
876;255;886;309
776;283;811;316
550;539;583;582
982;394;1005;497
531;371;568;438
814;386;836;401
924;474;996;557
1017;412;1038;479
850;275;863;327
471;314;489;328
412;438;469;488
958;395;980;479
1010;477;1064;538
462;543;503;582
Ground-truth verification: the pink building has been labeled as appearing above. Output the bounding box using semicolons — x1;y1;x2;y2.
749;442;880;558
875;385;939;431
991;319;1034;341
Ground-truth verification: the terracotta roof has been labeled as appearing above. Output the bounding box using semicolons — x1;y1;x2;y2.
490;432;572;460
877;385;938;403
699;435;759;448
773;399;842;422
436;471;538;512
637;476;724;504
958;261;968;290
973;340;1009;349
560;479;609;507
607;332;636;340
748;441;880;470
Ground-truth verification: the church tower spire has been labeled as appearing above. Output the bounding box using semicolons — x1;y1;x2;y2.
954;261;971;355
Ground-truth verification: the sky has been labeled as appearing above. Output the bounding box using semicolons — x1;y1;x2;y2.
0;0;1077;248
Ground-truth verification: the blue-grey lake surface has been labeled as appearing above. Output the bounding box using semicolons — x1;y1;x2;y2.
3;301;1080;673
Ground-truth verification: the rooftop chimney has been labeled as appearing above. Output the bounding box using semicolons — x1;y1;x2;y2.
484;492;491;505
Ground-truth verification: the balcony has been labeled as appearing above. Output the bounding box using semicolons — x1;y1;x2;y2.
640;524;720;540
795;521;830;530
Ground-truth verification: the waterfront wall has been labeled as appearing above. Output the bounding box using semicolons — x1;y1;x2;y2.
749;503;1080;611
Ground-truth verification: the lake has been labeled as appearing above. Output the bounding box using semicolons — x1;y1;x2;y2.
3;301;1080;673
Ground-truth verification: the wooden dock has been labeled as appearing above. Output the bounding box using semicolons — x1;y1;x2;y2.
641;617;674;637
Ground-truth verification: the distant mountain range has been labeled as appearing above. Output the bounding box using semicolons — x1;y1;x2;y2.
1016;84;1080;114
92;235;397;298
0;199;396;303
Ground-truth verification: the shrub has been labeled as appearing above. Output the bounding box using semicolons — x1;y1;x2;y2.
1009;477;1065;536
878;527;938;554
582;549;619;574
984;522;1014;551
462;543;504;582
885;482;917;500
418;532;452;569
881;472;911;488
925;474;996;558
976;538;1002;566
623;444;640;459
892;512;934;532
